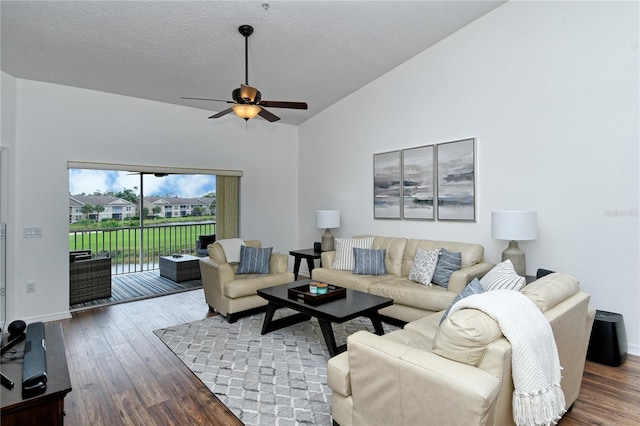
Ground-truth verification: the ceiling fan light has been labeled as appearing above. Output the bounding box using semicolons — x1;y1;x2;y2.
232;104;261;119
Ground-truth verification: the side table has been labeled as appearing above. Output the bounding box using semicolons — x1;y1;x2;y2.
159;254;201;282
289;249;322;280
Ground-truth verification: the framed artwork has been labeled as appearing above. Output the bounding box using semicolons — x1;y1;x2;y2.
436;138;476;221
373;150;402;219
402;145;435;220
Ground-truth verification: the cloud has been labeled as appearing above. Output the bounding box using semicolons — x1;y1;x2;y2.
69;169;112;194
70;169;216;197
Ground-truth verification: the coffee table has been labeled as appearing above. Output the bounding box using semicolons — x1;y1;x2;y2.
257;279;393;357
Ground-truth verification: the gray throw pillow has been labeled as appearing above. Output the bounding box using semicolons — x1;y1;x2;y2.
440;278;485;324
352;248;387;276
236;245;272;274
432;248;462;288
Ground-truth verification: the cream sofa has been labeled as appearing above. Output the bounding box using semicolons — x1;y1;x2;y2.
199;240;294;322
312;236;494;323
328;273;596;426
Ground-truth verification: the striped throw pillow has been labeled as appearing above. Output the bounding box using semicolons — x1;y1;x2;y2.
236;245;272;274
331;237;374;270
353;248;387;275
440;278;485;324
480;259;526;291
432;248;462;288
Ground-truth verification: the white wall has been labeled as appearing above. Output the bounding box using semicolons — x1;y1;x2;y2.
5;77;298;323
1;72;18;328
299;2;639;353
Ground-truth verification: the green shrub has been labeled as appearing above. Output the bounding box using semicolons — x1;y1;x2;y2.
100;219;121;229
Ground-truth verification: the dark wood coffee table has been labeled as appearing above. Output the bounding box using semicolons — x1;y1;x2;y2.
257;279;393;357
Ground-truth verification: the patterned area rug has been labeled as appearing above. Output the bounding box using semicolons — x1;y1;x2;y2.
154;310;399;426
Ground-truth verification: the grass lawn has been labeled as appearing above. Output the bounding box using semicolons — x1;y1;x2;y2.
69;219;215;260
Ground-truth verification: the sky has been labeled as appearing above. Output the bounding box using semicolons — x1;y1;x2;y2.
69;169;216;198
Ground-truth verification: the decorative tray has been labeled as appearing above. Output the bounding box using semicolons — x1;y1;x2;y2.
288;283;346;306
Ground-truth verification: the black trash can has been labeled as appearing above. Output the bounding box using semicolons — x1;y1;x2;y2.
587;310;627;367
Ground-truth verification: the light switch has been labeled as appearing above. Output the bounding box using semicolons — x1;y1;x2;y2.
23;227;43;238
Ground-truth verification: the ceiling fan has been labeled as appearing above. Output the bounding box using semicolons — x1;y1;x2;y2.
181;25;308;122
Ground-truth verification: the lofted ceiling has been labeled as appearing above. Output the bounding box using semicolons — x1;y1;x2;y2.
1;1;504;125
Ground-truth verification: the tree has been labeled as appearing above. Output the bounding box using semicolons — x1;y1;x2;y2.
192;206;205;217
115;188;138;205
94;204;105;220
209;198;216;215
80;203;95;219
152;206;161;218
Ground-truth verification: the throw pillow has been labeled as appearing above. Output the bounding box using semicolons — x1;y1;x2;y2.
353;248;387;275
408;248;440;286
480;259;526;291
432;248;462;288
236;245;272;274
440;278;485;324
217;238;245;263
332;237;374;270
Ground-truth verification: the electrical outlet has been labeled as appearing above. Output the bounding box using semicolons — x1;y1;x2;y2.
26;281;36;293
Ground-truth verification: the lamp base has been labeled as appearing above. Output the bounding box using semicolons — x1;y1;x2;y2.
502;240;526;277
321;229;334;251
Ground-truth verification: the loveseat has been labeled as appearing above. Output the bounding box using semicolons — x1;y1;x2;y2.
199;239;294;322
327;273;596;426
312;236;494;322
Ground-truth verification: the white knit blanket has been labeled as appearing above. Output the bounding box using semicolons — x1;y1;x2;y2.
448;289;566;426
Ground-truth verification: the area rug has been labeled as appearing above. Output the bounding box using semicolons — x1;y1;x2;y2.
154;310;399;425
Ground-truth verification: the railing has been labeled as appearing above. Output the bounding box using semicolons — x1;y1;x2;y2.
69;221;215;275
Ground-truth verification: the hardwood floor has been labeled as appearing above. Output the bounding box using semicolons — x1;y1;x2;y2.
56;289;639;425
60;289;241;425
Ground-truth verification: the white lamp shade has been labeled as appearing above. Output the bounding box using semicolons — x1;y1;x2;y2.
316;210;341;229
491;211;538;241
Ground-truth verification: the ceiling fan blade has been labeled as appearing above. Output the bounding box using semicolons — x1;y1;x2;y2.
259;100;308;110
181;97;234;104
258;108;280;122
209;108;234;119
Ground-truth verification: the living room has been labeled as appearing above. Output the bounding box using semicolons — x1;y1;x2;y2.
1;1;638;424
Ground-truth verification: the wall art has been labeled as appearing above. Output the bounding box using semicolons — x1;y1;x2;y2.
402;145;435;220
373;150;402;219
436;138;476;221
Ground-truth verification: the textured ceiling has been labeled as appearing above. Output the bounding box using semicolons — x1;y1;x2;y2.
1;1;504;125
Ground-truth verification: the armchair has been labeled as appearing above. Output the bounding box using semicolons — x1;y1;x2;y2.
199;239;294;322
195;234;216;257
69;252;112;304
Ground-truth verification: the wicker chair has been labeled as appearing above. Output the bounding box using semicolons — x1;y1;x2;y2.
69;254;112;304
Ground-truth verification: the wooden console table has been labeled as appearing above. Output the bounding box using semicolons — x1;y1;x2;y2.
1;322;72;426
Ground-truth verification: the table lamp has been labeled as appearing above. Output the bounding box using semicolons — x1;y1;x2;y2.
316;210;341;251
491;211;538;276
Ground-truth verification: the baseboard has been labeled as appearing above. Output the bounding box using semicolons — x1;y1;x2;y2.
11;310;72;325
627;342;639;356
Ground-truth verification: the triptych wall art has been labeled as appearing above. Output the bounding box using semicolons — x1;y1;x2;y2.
373;138;476;221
